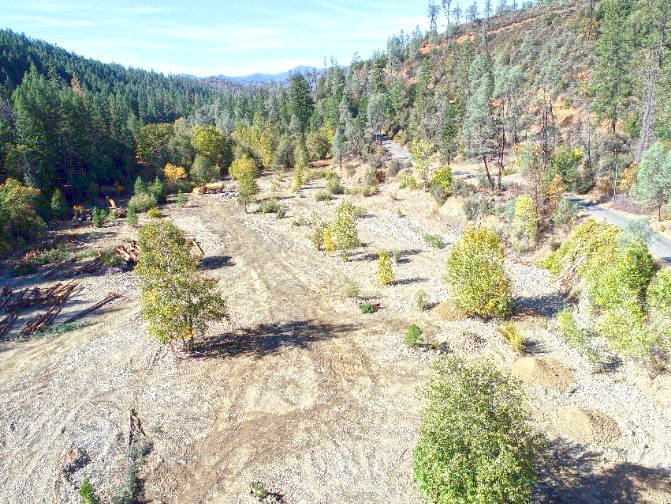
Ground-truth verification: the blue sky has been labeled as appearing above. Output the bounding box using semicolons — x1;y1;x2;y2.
0;0;459;77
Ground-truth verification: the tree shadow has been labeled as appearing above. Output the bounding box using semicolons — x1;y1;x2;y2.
536;438;671;503
514;292;566;318
200;255;235;270
192;320;356;359
396;248;423;264
391;277;428;286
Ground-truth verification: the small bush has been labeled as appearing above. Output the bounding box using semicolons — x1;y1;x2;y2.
176;191;188;206
349;183;377;197
497;322;525;353
554;197;577;228
310;222;329;251
400;173;419;190
452;178;473;197
431;166;452;195
128;193;158;214
358;302;378;314
423;234;444;249
316;190;333;202
415;289;430;311
101;247;124;267
134;176;147;195
556;308;590;351
445;227;512;318
50;188;68;220
79;477;100;504
430;181;448;204
331;201;359;249
387;159;402;177
113;463;141;504
413;356;543;504
258;199;282;214
34;321;94;336
463;197;480;220
91;207;109;228
376;250;395;286
327;176;345;195
147;207;162;219
148;177;166;203
13;247;70;276
405;324;424;348
345;164;356;178
126;207;138;227
391;250;401;263
514;194;539;243
344;279;360;299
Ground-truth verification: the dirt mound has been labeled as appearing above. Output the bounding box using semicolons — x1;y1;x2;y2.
556;406;621;445
511;357;575;391
429;301;464;322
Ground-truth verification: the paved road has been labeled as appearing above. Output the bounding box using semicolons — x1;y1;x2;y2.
382;136;671;263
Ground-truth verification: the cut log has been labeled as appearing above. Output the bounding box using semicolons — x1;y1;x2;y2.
63;293;122;324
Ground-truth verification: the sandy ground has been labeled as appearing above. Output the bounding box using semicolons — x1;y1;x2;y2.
1;169;670;503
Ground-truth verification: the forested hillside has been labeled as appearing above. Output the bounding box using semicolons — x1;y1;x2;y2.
1;0;671;255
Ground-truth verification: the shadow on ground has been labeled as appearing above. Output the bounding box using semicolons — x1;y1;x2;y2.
193;320;357;359
201;255;235;269
514;292;566;318
536;438;671;503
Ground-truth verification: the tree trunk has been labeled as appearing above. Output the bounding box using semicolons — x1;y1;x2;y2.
483;156;494;189
636;44;661;162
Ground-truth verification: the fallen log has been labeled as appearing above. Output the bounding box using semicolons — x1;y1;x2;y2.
20;306;62;336
0;312;18;337
63;293;122;325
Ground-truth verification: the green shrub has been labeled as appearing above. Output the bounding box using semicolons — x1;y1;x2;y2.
176;191;188;206
345;164;356;178
589;239;655;311
413;356;543;504
405;324;424;347
597;300;651;357
147;207;162;219
331;201;359;249
647;267;671;313
148;177;166;203
391;250;401;263
258;199;282;214
79;477;99;504
446;227;512;318
554;197;577;228
556;308;590;349
191;154;219;185
423;234;444;249
431;166;452;194
400;173;419;190
452;178;473;197
34;321;94;336
316;190;333;202
376;250;395;286
349;183;377;197
538;220;620;279
513;195;539;243
134;176;147;195
310;222;329;251
126;207;138;227
128;193;158;214
50;188;68;220
327;176;345;195
497;322;525;353
91;207;109;228
358;302;378;314
101;246;124;267
415;289;430;311
13;246;70;276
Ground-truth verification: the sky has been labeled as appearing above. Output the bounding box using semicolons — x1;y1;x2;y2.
0;0;459;77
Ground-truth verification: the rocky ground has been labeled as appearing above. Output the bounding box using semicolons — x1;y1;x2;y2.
1;165;670;503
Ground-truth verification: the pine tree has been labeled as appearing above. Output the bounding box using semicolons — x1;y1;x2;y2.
591;0;635;132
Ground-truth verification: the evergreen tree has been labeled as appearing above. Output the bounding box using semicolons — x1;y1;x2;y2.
591;0;635;132
633;142;671;220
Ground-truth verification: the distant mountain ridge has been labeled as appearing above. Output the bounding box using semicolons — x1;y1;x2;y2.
220;65;319;85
